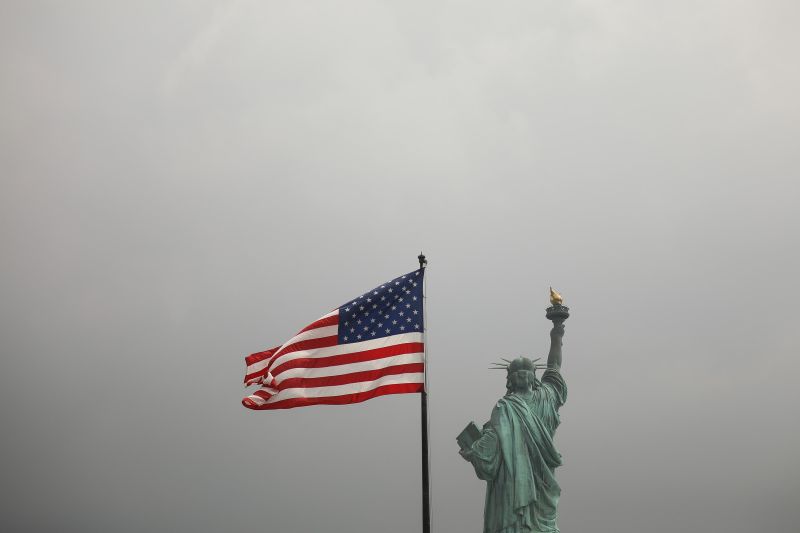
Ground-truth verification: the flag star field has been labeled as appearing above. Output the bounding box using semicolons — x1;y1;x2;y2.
339;271;424;343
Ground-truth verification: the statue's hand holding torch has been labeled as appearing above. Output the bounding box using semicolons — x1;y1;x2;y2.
545;287;569;369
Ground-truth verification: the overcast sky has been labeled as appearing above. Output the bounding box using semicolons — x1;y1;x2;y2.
1;1;799;532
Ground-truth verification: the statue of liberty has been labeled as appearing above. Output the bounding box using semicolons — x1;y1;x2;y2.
458;289;569;533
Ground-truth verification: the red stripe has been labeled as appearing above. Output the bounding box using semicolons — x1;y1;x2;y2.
298;313;339;334
242;397;260;409
244;368;267;384
252;389;273;400
242;383;424;410
277;363;424;390
270;335;338;362
271;342;424;377
245;347;278;367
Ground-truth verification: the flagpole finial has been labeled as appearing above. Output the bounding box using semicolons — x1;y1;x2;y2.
418;252;427;269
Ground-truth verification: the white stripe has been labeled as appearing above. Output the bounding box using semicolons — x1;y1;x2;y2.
318;309;339;320
276;352;424;381
247;395;267;406
272;324;339;356
269;332;423;371
245;359;270;375
263;373;425;403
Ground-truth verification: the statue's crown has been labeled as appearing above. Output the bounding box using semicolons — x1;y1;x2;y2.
489;356;549;373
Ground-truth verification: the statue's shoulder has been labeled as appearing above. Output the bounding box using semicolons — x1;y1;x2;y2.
496;394;526;409
489;396;511;425
491;396;513;414
540;369;567;406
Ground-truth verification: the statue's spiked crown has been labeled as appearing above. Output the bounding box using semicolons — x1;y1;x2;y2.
489;356;549;373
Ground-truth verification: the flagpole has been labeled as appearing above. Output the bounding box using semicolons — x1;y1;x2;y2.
418;252;430;533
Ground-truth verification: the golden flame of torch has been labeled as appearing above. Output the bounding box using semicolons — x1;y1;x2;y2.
549;287;563;305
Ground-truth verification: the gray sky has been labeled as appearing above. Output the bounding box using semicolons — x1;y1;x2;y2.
1;1;799;532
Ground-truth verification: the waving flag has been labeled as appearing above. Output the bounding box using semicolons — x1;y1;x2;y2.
243;268;425;410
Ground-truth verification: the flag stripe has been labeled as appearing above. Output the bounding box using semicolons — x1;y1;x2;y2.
277;323;339;349
278;362;424;390
268;332;422;374
277;351;424;380
297;312;338;334
244;383;424;410
270;325;339;359
268;335;339;364
244;370;269;386
252;389;273;400
244;346;279;385
271;341;424;377
245;347;278;367
254;372;424;401
244;364;269;383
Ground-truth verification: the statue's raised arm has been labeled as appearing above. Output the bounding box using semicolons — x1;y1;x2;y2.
547;321;564;370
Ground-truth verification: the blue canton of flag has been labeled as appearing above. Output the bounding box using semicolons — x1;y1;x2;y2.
339;270;424;344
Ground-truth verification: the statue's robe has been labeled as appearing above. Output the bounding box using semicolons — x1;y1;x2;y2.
467;370;567;533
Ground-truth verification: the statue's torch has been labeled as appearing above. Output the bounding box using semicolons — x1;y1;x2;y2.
546;287;570;324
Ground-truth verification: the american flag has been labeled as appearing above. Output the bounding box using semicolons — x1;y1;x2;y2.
242;268;425;410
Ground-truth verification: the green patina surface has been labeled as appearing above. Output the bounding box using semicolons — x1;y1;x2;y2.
460;306;568;533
